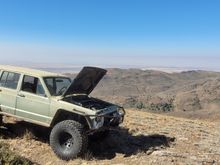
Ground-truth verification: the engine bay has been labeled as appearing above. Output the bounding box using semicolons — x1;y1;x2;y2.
62;95;112;110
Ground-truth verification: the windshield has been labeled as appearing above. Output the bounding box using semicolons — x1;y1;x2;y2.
44;77;71;96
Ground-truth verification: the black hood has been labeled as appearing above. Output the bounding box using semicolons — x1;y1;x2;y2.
62;66;107;96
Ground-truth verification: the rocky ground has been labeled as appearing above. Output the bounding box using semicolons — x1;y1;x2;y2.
0;109;220;165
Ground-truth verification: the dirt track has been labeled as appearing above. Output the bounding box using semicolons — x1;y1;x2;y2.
0;109;220;165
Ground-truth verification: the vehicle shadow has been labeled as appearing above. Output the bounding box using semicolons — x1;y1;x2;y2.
0;121;50;143
88;127;175;160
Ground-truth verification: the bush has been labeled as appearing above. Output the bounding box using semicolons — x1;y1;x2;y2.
0;142;32;165
123;97;146;109
148;102;174;112
135;101;146;109
123;96;174;111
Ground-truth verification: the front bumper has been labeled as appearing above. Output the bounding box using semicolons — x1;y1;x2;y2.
86;107;125;130
102;108;125;127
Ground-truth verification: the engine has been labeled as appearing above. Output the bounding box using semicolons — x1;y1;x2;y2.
62;95;112;110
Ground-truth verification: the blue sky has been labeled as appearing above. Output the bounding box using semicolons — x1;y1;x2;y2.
0;0;220;69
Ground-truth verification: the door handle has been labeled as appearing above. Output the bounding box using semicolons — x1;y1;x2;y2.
0;89;2;92
18;94;25;98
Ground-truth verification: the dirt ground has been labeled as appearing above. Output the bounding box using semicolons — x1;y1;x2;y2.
0;109;220;165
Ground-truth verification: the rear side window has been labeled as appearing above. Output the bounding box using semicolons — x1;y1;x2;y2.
0;71;20;89
21;75;46;96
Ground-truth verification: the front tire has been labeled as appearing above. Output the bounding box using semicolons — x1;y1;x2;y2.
50;120;88;160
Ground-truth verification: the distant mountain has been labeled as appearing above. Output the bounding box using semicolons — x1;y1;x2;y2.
75;68;220;119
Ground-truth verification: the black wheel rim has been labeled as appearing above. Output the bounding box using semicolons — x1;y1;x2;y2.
59;132;74;150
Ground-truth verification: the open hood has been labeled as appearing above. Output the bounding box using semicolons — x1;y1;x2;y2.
62;66;107;96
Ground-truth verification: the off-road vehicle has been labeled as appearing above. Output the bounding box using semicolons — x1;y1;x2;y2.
0;65;125;160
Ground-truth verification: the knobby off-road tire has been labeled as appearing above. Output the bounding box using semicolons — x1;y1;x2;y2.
50;120;88;160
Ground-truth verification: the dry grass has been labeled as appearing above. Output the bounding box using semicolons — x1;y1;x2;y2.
1;109;220;164
0;141;32;165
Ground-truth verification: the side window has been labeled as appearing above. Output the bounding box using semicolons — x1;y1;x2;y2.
22;75;46;96
0;71;20;89
0;72;8;86
36;80;45;95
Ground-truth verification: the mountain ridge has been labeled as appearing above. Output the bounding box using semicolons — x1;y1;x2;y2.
80;68;220;120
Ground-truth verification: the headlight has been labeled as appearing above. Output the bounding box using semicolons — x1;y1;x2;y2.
95;116;103;122
118;107;125;116
93;116;104;129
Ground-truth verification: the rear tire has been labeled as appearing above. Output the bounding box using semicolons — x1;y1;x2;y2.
50;120;88;160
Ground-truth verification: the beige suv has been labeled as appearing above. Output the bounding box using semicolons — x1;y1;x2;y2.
0;65;125;160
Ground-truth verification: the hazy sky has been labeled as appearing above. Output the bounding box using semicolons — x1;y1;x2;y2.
0;0;220;69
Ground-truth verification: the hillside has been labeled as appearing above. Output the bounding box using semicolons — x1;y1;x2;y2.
0;109;220;164
82;69;220;120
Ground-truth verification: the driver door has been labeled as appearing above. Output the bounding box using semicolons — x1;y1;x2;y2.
16;75;51;123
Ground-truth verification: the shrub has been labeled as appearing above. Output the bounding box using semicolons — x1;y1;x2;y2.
135;101;146;109
0;142;32;165
148;102;174;112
